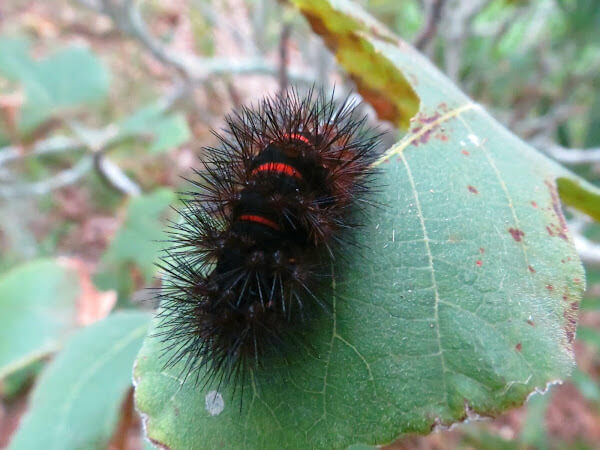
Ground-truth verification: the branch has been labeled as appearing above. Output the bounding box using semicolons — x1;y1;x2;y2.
535;138;600;165
439;0;493;80
414;0;446;51
79;0;313;84
568;215;600;266
0;156;93;197
516;104;582;139
0;136;83;166
573;233;600;266
94;154;141;196
0;125;135;198
278;23;292;94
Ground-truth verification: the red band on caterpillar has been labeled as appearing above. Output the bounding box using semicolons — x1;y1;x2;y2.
251;162;303;179
280;133;310;145
238;214;280;230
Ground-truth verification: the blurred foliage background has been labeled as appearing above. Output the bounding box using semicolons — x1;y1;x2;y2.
0;0;599;448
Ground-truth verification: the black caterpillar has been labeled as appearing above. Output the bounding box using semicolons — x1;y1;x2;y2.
156;89;380;387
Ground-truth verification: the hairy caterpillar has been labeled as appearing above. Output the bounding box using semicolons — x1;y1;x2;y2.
156;89;380;388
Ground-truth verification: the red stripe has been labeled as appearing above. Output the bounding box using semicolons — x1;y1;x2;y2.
251;162;302;179
282;133;310;145
239;214;280;230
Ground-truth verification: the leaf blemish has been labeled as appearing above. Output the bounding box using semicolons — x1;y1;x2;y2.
508;228;525;242
544;180;569;240
419;111;441;124
515;343;522;351
528;265;535;273
205;391;225;416
461;149;470;156
411;112;443;145
564;302;579;345
467;185;478;194
476;260;483;267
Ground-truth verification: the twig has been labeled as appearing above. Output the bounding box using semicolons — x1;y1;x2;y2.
439;0;493;81
94;154;141;196
0;83;187;197
534;137;600;165
0;136;83;166
0;156;93;198
573;233;600;266
516;104;582;140
414;0;446;51
278;23;292;94
79;0;313;84
568;214;600;266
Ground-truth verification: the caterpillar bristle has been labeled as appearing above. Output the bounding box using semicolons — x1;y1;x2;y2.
155;87;381;389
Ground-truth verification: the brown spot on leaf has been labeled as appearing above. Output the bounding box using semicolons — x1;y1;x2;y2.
411;112;444;145
508;228;525;242
531;201;538;208
527;319;535;326
419;111;441;124
546;284;554;291
476;260;483;267
528;265;536;273
544;180;569;240
515;343;522;351
468;185;479;194
564;302;579;346
479;247;485;254
461;149;470;156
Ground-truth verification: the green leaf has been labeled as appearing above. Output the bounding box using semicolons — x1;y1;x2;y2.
134;1;587;448
94;189;175;296
121;103;191;154
8;312;150;450
556;175;600;222
0;36;110;134
0;259;79;380
519;391;552;449
149;113;191;153
0;360;44;398
576;326;600;350
0;37;32;81
571;369;600;404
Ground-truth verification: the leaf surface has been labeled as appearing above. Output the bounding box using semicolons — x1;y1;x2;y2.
0;37;109;134
9;312;150;450
120;102;191;154
134;1;586;448
0;259;79;380
94;189;175;299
